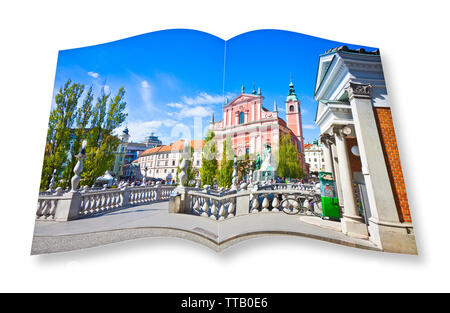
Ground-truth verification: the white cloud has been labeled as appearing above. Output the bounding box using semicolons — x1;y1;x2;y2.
140;80;153;110
182;92;234;105
301;108;308;115
162;119;177;127
116;119;180;143
88;71;99;78
303;124;317;129
167;102;185;109
176;105;212;118
121;120;162;142
102;85;110;94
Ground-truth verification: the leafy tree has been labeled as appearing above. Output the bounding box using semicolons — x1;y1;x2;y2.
62;86;94;186
217;137;234;187
277;133;304;179
81;86;127;186
237;153;250;181
200;130;218;186
40;79;84;190
39;80;127;190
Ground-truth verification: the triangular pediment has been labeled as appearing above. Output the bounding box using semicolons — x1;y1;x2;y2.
226;93;261;107
314;54;335;95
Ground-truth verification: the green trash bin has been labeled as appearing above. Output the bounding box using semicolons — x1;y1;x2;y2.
318;172;340;220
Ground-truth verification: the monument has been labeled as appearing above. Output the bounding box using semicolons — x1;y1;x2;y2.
253;143;277;182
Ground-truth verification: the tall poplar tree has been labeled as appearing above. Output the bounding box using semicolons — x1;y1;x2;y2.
81;86;127;186
277;133;304;179
217;137;234;187
200;130;218;186
40;79;84;190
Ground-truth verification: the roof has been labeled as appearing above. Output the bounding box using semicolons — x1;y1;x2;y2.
321;45;380;57
138;139;205;158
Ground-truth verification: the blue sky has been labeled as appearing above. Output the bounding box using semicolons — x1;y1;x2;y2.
52;29;376;145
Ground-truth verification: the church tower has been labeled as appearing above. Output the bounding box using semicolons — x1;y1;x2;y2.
285;80;304;152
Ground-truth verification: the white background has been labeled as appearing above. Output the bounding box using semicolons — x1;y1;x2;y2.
0;0;449;292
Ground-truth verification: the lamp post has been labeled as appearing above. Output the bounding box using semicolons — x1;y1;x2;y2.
144;166;148;186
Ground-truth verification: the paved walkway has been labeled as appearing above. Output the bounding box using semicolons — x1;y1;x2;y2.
32;202;380;254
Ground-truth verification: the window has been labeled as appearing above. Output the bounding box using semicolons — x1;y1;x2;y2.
172;160;175;166
239;112;245;124
196;160;200;166
289;105;295;112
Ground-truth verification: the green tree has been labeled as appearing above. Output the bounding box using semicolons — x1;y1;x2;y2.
237;153;250;181
200;130;218;186
40;79;85;190
81;86;127;186
277;133;304;179
217;137;234;187
62;86;94;187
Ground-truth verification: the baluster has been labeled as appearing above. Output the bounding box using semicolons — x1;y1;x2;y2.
36;200;43;218
94;194;101;213
272;195;280;212
261;195;270;212
201;199;209;217
227;201;235;218
193;198;200;213
218;202;226;220
210;200;217;220
251;194;259;213
48;199;57;218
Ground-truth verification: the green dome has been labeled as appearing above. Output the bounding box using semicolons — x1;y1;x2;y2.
286;81;298;102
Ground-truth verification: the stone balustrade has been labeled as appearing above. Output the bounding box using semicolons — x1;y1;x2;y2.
187;191;237;220
179;183;318;219
36;183;176;221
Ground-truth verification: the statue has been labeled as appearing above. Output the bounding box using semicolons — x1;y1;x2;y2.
255;153;261;170
260;144;273;171
71;140;87;192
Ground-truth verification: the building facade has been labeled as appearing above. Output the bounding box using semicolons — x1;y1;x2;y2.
304;140;325;173
144;132;163;148
210;83;304;168
136;139;204;181
314;46;416;254
112;128;163;179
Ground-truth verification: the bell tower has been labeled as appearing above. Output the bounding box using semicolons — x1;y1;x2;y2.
285;80;304;152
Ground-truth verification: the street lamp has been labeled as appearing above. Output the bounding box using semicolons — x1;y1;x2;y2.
144;166;148;186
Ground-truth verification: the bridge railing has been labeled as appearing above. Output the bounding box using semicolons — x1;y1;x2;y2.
183;183;318;219
36;183;176;221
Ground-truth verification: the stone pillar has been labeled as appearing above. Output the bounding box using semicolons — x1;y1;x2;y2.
331;143;344;208
334;126;368;239
346;83;416;254
54;192;82;221
319;134;333;173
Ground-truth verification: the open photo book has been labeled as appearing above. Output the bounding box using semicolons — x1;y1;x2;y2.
32;29;417;255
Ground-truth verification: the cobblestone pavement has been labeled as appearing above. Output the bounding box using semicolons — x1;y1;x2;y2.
32;202;380;254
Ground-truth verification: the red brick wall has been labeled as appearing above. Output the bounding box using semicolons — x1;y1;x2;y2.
346;137;362;173
373;107;411;223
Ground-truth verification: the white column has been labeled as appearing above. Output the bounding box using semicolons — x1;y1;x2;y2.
334;126;368;239
331;143;344;208
346;83;415;253
320;135;333;173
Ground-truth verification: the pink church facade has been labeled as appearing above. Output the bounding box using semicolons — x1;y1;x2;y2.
211;82;305;169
